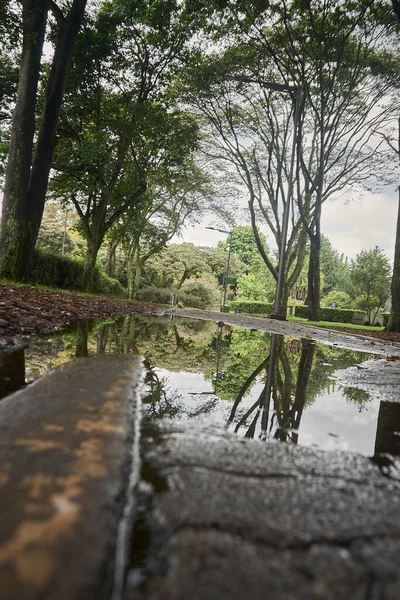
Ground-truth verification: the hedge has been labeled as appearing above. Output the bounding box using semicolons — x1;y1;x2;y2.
30;249;125;296
229;300;273;314
136;286;209;309
295;305;388;325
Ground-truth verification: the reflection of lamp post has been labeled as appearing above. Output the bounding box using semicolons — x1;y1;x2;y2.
228;76;302;320
206;226;233;312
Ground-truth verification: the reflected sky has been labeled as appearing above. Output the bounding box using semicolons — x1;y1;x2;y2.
0;313;395;458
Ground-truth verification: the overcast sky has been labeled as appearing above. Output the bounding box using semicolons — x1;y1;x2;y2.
173;184;399;262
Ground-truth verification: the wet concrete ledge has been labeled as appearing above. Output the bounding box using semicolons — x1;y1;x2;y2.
164;307;400;357
130;420;400;600
0;355;143;600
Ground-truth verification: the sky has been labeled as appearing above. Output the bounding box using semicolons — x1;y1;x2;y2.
173;185;399;262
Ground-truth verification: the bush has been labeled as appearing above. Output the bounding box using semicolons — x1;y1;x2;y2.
136;285;215;309
180;278;220;308
136;287;173;304
383;312;390;327
295;304;381;324
321;291;353;309
230;300;273;314
178;292;205;309
30;249;125;296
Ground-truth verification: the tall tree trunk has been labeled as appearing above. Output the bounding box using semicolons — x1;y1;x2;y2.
25;0;88;276
105;240;117;276
75;320;89;357
82;237;101;292
0;349;26;401
386;192;400;331
0;0;49;279
0;0;87;281
307;228;321;321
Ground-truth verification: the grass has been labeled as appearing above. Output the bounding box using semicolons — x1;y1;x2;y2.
287;315;384;332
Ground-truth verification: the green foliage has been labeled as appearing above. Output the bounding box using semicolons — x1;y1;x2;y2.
320;236;352;294
295;305;361;323
136;287;172;304
136;280;219;309
218;226;268;270
350;247;391;321
30;249;125;296
230;300;273;314
143;243;212;289
36;204;85;257
180;278;220;308
321;291;354;309
235;271;275;302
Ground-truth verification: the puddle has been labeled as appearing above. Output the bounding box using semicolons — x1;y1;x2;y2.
0;313;398;458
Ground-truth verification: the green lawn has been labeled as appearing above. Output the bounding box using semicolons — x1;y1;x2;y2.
287;315;384;332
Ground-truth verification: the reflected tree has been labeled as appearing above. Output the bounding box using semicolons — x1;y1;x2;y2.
0;349;25;400
75;320;89;357
374;401;400;457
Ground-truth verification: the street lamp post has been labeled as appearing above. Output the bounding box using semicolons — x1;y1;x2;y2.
229;76;302;320
206;226;233;312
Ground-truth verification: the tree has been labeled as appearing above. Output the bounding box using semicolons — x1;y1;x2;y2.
0;0;88;280
218;225;268;270
117;161;217;299
51;0;202;291
143;243;211;290
383;119;400;331
350;246;391;323
185;59;309;312
220;0;400;320
320;235;352;295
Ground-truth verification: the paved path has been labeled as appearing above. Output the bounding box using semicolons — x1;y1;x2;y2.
126;420;400;600
164;307;400;357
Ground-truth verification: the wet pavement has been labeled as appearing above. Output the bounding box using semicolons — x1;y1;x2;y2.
1;311;400;598
164;307;400;357
125;420;400;600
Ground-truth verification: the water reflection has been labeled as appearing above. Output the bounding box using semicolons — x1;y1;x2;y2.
0;314;395;458
0;349;25;400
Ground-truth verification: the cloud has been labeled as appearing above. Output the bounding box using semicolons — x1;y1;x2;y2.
322;187;398;260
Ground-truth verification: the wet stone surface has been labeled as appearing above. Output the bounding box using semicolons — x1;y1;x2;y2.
0;355;142;600
126;420;400;600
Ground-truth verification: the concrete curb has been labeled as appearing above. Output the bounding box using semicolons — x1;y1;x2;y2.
0;355;143;600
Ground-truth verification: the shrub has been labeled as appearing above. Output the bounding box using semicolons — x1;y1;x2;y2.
136;287;173;304
295;304;384;324
30;249;124;296
180;278;220;308
321;291;353;309
230;300;273;314
178;292;205;309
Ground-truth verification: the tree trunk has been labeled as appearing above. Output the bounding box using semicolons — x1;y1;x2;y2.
0;0;49;279
75;320;89;357
25;0;88;275
0;349;26;401
105;240;117;276
82;238;101;292
386;187;400;332
0;0;87;281
307;229;321;321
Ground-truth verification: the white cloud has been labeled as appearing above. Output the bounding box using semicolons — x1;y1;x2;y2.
175;186;399;262
322;187;398;260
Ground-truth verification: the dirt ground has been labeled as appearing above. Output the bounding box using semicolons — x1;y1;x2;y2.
0;284;161;352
